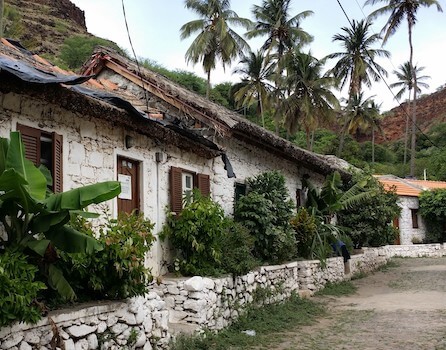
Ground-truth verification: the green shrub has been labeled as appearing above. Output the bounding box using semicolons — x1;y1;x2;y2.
291;207;318;259
60;212;155;300
0;249;47;326
234;171;296;264
419;189;446;242
161;190;228;276
220;221;259;276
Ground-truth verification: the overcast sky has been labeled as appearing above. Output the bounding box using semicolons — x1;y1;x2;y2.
70;0;445;111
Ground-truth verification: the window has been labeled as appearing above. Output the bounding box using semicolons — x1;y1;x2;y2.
16;123;63;193
411;209;419;229
296;189;303;208
170;167;210;214
234;182;247;203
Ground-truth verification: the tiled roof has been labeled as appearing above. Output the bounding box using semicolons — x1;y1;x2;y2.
376;175;446;197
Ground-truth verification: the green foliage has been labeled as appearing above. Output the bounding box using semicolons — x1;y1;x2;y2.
419;189;446;242
0;248;46;326
337;174;401;247
3;5;24;37
291;207;318;259
60;212;155;300
0;132;120;299
60;35;127;69
220;221;259;276
162;190;228;276
234;171;296;264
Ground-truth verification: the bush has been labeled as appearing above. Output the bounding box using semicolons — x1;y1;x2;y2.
60;212;155;300
291;207;318;259
419;189;446;242
0;249;47;326
234;171;296;263
220;221;259;276
337;175;400;247
161;190;228;276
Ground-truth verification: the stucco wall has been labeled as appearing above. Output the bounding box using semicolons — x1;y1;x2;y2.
398;196;426;244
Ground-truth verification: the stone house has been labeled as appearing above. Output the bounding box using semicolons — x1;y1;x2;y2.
0;39;350;274
377;175;446;244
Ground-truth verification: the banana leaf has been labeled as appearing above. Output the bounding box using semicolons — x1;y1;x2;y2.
45;181;121;211
27;239;51;257
6;132;46;202
48;264;76;300
45;225;102;254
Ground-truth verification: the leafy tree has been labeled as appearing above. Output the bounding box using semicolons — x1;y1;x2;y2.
390;62;430;164
233;50;274;127
234;171;296;263
60;35;127;69
0;132;120;299
180;0;251;98
366;0;443;177
419;189;446;242
337;174;400;247
282;51;339;149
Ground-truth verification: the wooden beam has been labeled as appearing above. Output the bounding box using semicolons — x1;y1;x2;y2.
104;60;231;136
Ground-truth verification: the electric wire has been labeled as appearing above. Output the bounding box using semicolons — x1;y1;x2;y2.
121;0;150;113
335;0;438;148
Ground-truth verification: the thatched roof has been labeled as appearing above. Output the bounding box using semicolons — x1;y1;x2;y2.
81;46;352;180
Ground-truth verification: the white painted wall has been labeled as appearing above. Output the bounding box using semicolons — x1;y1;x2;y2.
397;196;426;244
1;89;326;275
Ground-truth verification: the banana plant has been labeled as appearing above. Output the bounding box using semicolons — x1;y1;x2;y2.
0;132;121;299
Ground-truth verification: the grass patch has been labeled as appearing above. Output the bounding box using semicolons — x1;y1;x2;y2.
378;259;400;272
351;271;367;280
315;281;357;297
169;294;324;350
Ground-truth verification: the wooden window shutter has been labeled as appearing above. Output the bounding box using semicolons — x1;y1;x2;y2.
170;167;183;214
52;132;63;193
16;123;41;166
197;173;210;197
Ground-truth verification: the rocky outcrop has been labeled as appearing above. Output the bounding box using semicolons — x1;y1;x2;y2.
377;86;446;143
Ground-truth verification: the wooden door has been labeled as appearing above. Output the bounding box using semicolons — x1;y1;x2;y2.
117;156;140;214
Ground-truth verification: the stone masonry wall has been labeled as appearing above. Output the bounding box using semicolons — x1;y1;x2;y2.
1;244;445;346
0;293;169;350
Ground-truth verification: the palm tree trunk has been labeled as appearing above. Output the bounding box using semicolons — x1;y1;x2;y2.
0;0;4;38
206;69;211;99
259;96;265;128
403;92;411;165
408;22;416;177
337;118;348;157
372;127;375;164
305;127;311;150
310;130;315;152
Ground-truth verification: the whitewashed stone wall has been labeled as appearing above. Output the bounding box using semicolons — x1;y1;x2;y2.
384;243;446;258
349;247;390;276
0;294;169;350
398;196;427;244
296;257;345;291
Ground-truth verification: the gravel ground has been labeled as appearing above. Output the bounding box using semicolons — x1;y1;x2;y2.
270;257;446;350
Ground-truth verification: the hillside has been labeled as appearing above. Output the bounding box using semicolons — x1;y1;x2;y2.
377;87;446;144
3;0;88;57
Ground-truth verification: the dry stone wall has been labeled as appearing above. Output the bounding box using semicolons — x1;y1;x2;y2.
0;294;169;350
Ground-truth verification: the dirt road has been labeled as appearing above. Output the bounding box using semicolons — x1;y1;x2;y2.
275;257;446;350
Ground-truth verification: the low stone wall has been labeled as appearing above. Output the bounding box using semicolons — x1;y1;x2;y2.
385;243;446;258
2;244;445;346
0;293;169;350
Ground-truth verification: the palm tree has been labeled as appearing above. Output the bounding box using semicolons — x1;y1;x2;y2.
390;62;430;164
325;19;389;156
366;0;443;176
282;51;339;150
246;0;313;133
325;19;390;99
180;0;252;98
232;50;275;127
342;93;382;161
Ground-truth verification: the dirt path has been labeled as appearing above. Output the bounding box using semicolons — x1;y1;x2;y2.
272;257;446;350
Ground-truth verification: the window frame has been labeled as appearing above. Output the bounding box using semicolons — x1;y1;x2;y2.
411;208;419;229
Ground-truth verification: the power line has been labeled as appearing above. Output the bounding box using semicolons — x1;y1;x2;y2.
335;0;438;149
121;0;150;113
